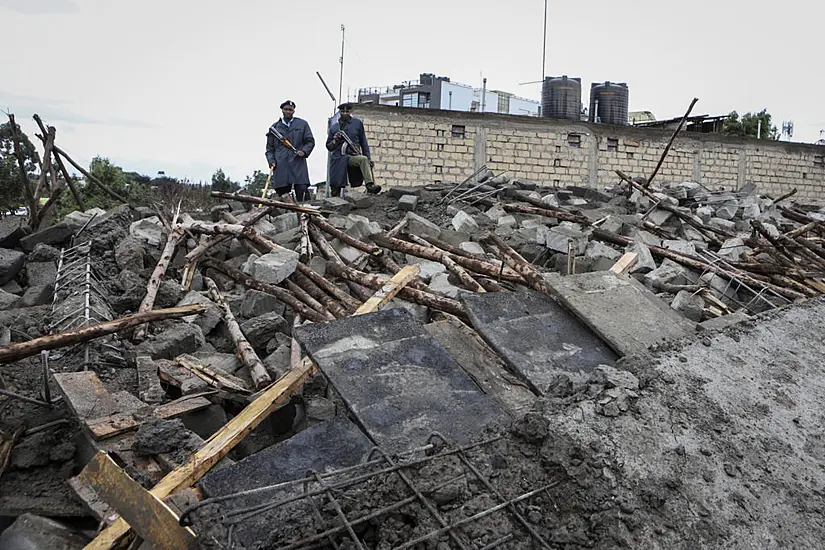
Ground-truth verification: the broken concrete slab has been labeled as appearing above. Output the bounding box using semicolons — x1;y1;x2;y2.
628;242;656;274
193;417;374;549
462;291;617;392
114;235;146;273
543;271;696;356
718;237;751;261
663;239;697;256
542;225;589;254
699;310;751;331
0;288;19;310
0;248;25;285
294;307;504;451
251;248;299;285
404;257;447;283
428;272;462;298
19;220;81;253
644;258;689;289
459;241;486;257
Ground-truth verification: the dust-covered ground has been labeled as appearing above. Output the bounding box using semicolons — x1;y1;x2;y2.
192;297;825;549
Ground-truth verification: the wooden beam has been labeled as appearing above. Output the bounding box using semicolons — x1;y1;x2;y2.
609;252;638;274
354;265;420;315
0;304;207;364
77;451;198;550
209;191;329;216
86;394;213;441
175;354;251;395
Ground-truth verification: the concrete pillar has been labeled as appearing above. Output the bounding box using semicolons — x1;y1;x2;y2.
588;135;599;187
737;150;747;190
473;126;487;174
692;151;701;183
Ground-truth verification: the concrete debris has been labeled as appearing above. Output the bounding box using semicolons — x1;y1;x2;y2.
4;159;825;550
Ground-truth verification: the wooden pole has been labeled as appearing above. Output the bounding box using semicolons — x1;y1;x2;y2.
645;97;698;188
200;257;331;324
133;226;185;342
0;304;207;364
295;262;362;311
7;114;40;226
51;145;135;208
33;125;55;202
292;271;351;318
326;262;466;317
310;216;382;255
32;115;85;210
406;234;487;292
481;233;553;294
373;233;525;284
353;265;420;314
204;278;272;390
210;191;327;216
284;280;336;320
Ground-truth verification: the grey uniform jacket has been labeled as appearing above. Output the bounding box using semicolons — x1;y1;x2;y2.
265;117;315;190
325;117;370;188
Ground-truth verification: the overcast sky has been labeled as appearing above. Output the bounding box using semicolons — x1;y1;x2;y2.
2;0;823;186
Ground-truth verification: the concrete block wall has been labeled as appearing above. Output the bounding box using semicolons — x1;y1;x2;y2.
359;105;825;201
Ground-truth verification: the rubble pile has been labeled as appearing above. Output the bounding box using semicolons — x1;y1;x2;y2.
1;164;825;549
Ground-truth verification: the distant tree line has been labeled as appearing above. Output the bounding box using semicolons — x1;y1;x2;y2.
0;120;268;217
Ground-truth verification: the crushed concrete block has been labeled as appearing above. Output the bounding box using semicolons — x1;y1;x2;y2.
445;205;461;217
177;291;222;334
115;235;146;273
512;178;535;190
241;289;285;318
19;220;80;252
634;230;662;248
18;284;53;307
240;312;287;349
322;196;351;213
451;210;479;233
699;273;739;301
0;248;25;285
332;240;363;263
542;225;589;254
584;241;622;271
567;197;588;206
541;194;560;208
387;187;421;199
129;216;164;247
718;237;751;261
699;310;751;331
428;272;461;299
242;253;260;275
25;261;57;288
2;279;22;295
405;258;447;283
628;242;656;274
671;290;704;322
644;259;688;289
652;192;680;206
251;249;299;285
398;194;419;212
136;355;166;404
600;216;624;235
210;204;231;222
742;203;761;219
498;215;517;229
135;322;206;360
0;217;29;249
647;208;673;227
663;240;697;256
405;212;441;238
270;212;300;234
0;289;18;310
308;256;327;275
0;513;89;549
709;217;736;232
715;204;739;220
696;206;714;224
347;214;381;236
263;344;290;379
484;204;506;222
459;242;485;256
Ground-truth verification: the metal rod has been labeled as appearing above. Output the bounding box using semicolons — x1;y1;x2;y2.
0;388;53;407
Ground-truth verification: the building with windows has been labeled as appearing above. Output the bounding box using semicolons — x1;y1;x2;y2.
357;73;540;116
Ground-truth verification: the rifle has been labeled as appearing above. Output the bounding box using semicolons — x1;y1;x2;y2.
269;124;299;154
336;129;362;156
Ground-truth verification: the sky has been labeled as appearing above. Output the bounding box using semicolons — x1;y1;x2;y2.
2;0;823;186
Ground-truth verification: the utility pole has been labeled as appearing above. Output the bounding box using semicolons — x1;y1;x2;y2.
542;0;547;81
338;25;345;107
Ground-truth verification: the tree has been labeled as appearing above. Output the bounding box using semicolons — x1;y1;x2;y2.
210;168;239;193
81;156;131;210
723;109;778;140
0;120;41;215
243;170;269;198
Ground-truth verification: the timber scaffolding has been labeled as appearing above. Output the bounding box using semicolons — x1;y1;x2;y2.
3;105;825;548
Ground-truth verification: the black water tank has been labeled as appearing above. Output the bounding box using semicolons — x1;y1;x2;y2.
541;76;582;121
589;82;629;126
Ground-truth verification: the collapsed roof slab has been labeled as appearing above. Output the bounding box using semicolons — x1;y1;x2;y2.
543;271;697;357
461;291;618;393
294;307;506;453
